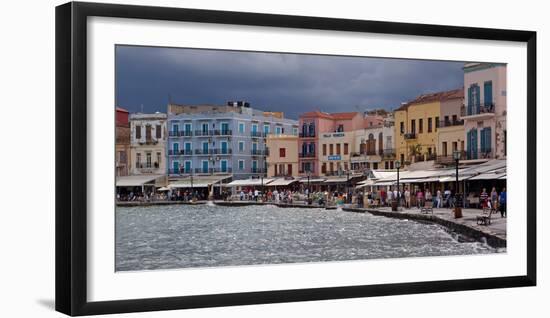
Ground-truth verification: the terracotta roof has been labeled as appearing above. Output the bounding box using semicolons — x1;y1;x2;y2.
299;111;359;120
395;88;464;111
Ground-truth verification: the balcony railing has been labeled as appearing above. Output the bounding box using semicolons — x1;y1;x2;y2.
193;168;233;174
168;149;193;156
194;148;233;155
462;103;495;117
435;151;467;164
404;132;417;140
169;131;193;137
251;149;269;156
250;131;265;138
439;119;464;128
299;132;316;138
135;162;160;169
194;130;213;136
251;168;266;173
168;168;192;175
213;129;232;136
299;152;316;158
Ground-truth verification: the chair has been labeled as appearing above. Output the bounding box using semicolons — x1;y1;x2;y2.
421;200;433;214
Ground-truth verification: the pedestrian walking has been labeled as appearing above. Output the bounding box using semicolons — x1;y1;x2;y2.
499;187;506;217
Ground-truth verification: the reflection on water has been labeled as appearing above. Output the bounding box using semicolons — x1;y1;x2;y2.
115;204;499;271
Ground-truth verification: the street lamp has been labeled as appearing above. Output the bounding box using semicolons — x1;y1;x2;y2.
307;170;311;204
394;160;401;211
453;150;463;218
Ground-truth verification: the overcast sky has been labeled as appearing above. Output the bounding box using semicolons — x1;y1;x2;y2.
116;45;465;119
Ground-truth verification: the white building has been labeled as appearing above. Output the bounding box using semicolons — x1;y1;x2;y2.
129;112;167;175
351;115;396;171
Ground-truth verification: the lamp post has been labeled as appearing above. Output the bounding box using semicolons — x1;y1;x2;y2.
346;170;350;203
394;160;401;211
307;170;311;204
453;150;463;218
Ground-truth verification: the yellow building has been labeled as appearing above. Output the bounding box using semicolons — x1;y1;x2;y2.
266;135;299;177
395;89;463;165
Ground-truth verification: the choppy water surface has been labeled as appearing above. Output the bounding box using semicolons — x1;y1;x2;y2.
116;204;500;271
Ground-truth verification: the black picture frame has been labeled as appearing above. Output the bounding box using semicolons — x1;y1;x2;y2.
55;1;537;316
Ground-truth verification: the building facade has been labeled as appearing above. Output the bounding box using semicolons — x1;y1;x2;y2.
129;112;167;175
115;107;131;176
266;135;299;177
395;89;462;165
298;111;363;176
435;91;466;165
351;115;396;171
167;102;298;180
462;63;507;160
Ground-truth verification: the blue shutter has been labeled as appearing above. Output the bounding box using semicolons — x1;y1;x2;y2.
471;129;478;159
467;86;473;115
479;128;487;153
484;81;493;107
475;85;481;114
485;127;492;154
466;130;471;158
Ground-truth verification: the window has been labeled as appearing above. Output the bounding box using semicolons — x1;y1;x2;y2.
435;117;439;130
287;164;292;175
238;141;244;152
336;124;344;132
329;144;334;155
484;81;493;106
344;143;349;155
202;142;209;153
292;127;298;136
428;118;432;132
336;144;341;155
172;143;179;153
329;162;334;172
238;160;245;170
172;124;179;133
411;119;416;134
344;163;348;171
452;141;458;152
275;126;282;134
136;152;141;164
184;161;192;173
418;119;423;133
145;125;152;141
385;161;389;169
279;148;286;157
184;142;191;153
252;124;258;133
156;152;161;165
390;161;394;169
135;125;142;139
321;163;327;173
373;162;378;169
323;144;327;156
264;124;270;135
156;125;162;138
238;122;245;133
201;123;209;133
442;142;448;156
400;122;404;134
184;123;192;134
146;152;152;168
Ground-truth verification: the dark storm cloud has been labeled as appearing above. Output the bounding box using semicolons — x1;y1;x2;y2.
116;45;464;119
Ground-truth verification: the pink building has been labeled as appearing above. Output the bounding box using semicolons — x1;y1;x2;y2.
298;111;363;176
463;63;507;160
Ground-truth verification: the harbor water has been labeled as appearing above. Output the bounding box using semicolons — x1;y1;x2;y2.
115;204;500;271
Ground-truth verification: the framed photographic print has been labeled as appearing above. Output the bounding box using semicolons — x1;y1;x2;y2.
55;1;536;316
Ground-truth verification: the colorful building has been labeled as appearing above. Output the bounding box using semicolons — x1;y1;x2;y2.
115;107;131;176
266;135;299;177
129;112;167;175
167;102;298;180
462;63;507;160
298;111;363;176
351;114;396;171
394;89;462;165
435;89;466;165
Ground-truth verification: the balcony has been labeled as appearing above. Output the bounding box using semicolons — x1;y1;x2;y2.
435;151;467;165
299;132;316;138
134;162;160;173
169;131;193;137
299;152;316;158
194;130;213;137
193;168;233;174
138;138;158;145
213;129;232;136
194;148;233;155
383;148;396;158
250;131;265;138
251;149;269;156
439;119;464;128
168;168;192;175
461;103;496;120
168;149;193;156
404;133;417;140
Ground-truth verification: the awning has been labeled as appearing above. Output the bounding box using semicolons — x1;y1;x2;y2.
469;172;507;180
499;175;507;180
116;175;163;187
439;175;473;182
169;175;231;188
267;178;299;186
399;178;433;184
356;179;375;189
323;177;349;183
227;178;275;187
374;181;396;186
299;178;326;183
157;187;171;191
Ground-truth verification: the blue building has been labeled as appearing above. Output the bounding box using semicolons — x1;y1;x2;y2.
167;102;299;180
